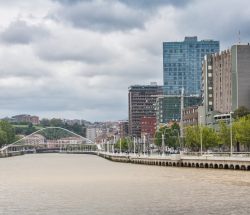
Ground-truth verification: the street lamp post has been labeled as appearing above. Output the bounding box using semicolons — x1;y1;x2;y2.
101;139;104;152
133;137;136;155
161;126;171;157
107;140;110;154
119;138;122;155
199;116;203;156
230;112;233;156
143;135;146;156
113;135;115;154
161;133;165;157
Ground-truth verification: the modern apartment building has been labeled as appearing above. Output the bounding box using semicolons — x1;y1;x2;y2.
202;44;250;117
202;50;232;122
128;83;163;137
231;45;250;111
162;36;220;122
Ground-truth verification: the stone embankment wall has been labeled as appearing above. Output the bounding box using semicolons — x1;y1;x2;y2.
98;152;250;171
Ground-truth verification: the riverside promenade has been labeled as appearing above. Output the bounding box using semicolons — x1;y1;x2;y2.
2;150;250;171
98;152;250;171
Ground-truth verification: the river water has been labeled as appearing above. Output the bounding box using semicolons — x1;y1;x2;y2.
0;154;250;215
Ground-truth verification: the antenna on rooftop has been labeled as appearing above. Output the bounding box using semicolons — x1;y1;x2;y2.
238;30;241;44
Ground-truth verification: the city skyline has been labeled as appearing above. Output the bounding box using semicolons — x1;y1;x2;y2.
0;0;249;121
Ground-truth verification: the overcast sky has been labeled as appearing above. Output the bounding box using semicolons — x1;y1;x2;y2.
0;0;249;122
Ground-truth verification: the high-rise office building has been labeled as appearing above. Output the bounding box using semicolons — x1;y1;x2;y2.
202;50;231;116
202;44;250;118
161;36;220;122
231;45;250;111
128;83;163;137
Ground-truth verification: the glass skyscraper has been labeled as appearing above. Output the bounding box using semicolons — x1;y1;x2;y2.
163;36;220;96
159;36;220;123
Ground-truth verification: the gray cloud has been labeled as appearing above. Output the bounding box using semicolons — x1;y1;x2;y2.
53;0;190;8
50;0;193;32
50;1;147;31
34;30;118;63
0;20;49;44
174;0;250;49
0;68;50;78
0;75;128;121
118;0;191;8
52;0;88;4
0;0;249;121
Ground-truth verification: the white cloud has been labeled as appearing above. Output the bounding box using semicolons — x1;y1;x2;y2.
0;0;249;121
0;20;49;44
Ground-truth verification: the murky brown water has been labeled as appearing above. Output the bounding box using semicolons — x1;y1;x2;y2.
0;154;250;215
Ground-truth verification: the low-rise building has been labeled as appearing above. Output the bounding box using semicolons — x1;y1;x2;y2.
182;106;199;127
12;114;40;125
128;83;163;137
119;120;129;138
141;116;157;138
86;127;96;142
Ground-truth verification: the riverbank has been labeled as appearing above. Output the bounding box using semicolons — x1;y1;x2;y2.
0;151;24;158
2;150;250;171
98;152;250;171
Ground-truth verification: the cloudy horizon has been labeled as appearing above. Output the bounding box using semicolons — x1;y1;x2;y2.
0;0;249;122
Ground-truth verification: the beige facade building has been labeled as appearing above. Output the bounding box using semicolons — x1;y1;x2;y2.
202;44;250;118
213;49;231;113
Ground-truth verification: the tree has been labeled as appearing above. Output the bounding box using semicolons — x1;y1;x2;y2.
50;118;64;127
25;123;36;135
233;115;250;150
184;125;219;151
0;129;8;147
201;126;219;149
233;106;250;119
184;126;200;150
154;129;163;147
0;120;15;144
40;118;50;127
218;121;230;146
114;138;132;151
154;123;180;149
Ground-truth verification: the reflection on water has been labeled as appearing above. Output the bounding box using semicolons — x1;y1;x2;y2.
0;154;250;215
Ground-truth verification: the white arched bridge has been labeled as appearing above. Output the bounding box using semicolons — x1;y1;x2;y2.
0;127;101;156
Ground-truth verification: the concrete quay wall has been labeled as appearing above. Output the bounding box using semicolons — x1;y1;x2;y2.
0;151;24;158
98;152;250;171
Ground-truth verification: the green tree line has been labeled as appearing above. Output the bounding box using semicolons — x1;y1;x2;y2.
184;114;250;152
13;118;86;137
154;107;250;152
0;121;16;148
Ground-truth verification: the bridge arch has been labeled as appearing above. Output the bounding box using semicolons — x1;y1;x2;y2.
0;127;101;154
